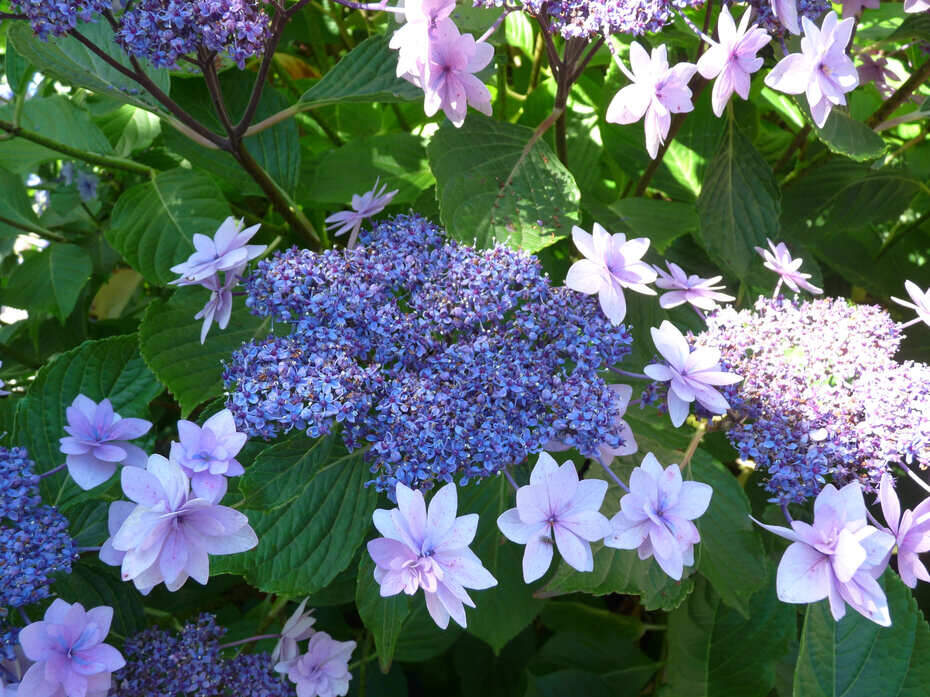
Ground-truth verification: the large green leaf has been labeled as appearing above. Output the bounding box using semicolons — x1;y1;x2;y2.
659;574;793;697
696;114;779;282
138;287;271;417
2;243;93;321
428;114;581;253
811;108;886;162
7;22;171;111
298;35;421;109
14;335;162;508
213;434;379;595
794;573;930;697
106;169;230;286
393;600;463;662
608;198;698;254
356;555;410;672
0;166;42;238
53;559;147;641
95;104;162;157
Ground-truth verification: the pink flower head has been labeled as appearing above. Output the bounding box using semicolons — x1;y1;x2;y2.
276;631;355;697
324;178;399;247
170;217;265;286
644;321;742;428
389;0;456;79
564;223;657;325
753;481;895;625
104;454;258;594
653;261;735;311
272;597;317;668
366;482;497;629
603;452;712;580
59;395;152;490
842;0;880;18
892;280;930;329
545;384;638;466
17;599;125;697
905;0;930;11
606;42;697;159
764;12;858;128
169;409;247;503
497;452;611;583
696;6;771;117
194;271;238;344
878;473;930;588
754;238;823;296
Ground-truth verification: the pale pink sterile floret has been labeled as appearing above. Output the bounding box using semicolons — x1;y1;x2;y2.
564;223;657;325
366;482;497;630
272;597;317;669
891;280;930;329
606;42;697;159
194;271;239;344
169;216;265;285
696;6;771;117
389;0;456;79
17;599;125;697
754;238;822;296
603;452;712;580
58;394;152;491
497;452;611;583
104;454;258;594
653;261;735;312
878;473;930;589
764;12;859;128
752;481;895;626
276;631;356;697
644;321;742;428
169;409;248;503
324;178;399;249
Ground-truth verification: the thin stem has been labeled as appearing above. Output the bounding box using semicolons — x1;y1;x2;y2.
201;50;237;137
0;213;68;242
866;509;884;529
867;58;930;128
772;278;783;298
503;468;520;491
692;305;707;323
347;651;379;671
678;423;706;472
218;633;282;651
0;12;27;19
478;9;513;44
901;462;930;495
39;463;68;479
780;503;794;523
900;317;924;329
597;458;630;492
677;8;715;45
614;369;651;380
18;608;30;625
76;546;102;554
568;37;604;83
529;32;545;90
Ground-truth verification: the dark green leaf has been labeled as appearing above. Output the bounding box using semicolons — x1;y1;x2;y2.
608;198;698;254
0;166;42;238
393;599;463;662
811;108;887;162
3;243;93;321
890;13;930;41
356;555;410;672
53;559;147;641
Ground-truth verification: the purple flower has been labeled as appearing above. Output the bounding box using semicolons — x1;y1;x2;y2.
891;280;930;329
272;598;316;668
564;223;657;325
606;42;697;159
764;11;858;128
194;271;238;344
169;409;247;502
324;178;399;249
76;171;98;202
603;452;712;580
367;482;497;629
17;599;125;697
653;261;735;311
644;321;742;427
105;454;258;594
696;6;771;117
754;239;823;296
497;452;610;582
170;217;265;285
389;0;456;79
58;395;152;490
753;481;894;625
276;631;355;697
878;473;930;588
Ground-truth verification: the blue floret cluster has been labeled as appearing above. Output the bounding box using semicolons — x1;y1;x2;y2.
224;214;635;493
12;0;110;39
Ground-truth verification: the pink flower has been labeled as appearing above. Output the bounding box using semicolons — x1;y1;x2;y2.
272;597;317;668
764;12;858;128
324;178;399;248
892;280;930;329
366;482;497;629
606;42;697;159
878;473;930;588
653;261;735;311
696;6;771;117
754;238;823;295
105;454;258;594
546;384;638;465
603;452;712;580
194;271;238;344
170;217;265;285
842;0;880;18
389;0;456;79
753;482;894;625
17;599;125;697
564;223;657;325
644;321;742;428
276;631;355;697
169;409;247;503
497;452;610;582
58;395;151;490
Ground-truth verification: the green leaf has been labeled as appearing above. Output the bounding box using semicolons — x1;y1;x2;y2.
811;108;887;162
890;13;930;41
213;434;379;595
138;286;271;417
298;35;422;110
7;22;171;111
457;475;545;652
52;559;147;641
794;573;930;697
393;599;463;662
106;169;230;286
428;114;581;253
696;114;779;282
0;166;42;238
608;198;698;254
14;335;162;508
504;12;536;56
2;243;93;321
95;104;162;157
356;555;410;672
4;40;34;96
660;574;794;697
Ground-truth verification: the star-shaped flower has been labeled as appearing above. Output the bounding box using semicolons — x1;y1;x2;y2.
653;261;735;312
325;178;399;248
170;217;264;285
891;280;930;329
754;239;823;296
878;473;930;588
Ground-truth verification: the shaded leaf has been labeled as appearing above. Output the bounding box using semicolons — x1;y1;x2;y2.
356;555;410;672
